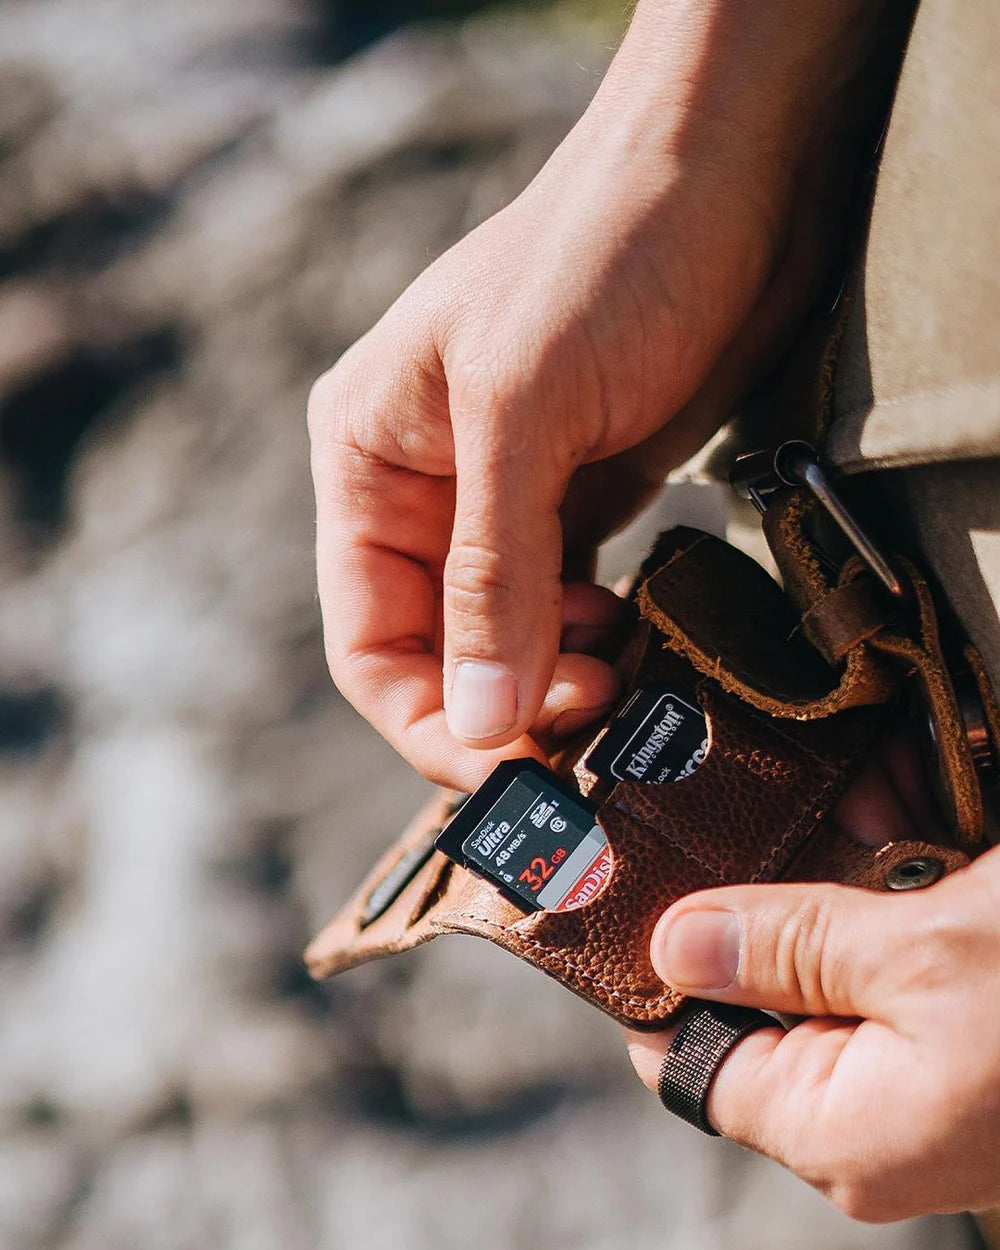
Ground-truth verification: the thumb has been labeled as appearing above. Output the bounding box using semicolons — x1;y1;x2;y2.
649;881;924;1020
443;411;568;748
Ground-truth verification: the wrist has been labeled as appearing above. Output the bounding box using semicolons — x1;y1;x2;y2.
576;0;897;194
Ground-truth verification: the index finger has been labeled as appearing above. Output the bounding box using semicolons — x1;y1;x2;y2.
309;385;544;789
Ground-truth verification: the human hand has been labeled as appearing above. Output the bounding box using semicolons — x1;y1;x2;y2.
626;748;1000;1222
308;0;904;789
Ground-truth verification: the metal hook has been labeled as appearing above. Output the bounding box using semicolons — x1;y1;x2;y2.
772;442;906;599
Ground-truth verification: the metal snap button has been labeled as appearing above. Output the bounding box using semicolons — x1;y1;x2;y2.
885;856;944;891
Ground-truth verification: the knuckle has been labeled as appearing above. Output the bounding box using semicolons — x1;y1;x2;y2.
447;345;522;438
624;1036;666;1095
806;1137;904;1224
307;345;367;451
444;542;517;628
306;366;339;436
799;1141;887;1223
767;892;837;1007
306;365;351;456
447;340;580;467
323;628;386;710
827;1179;887;1224
321;632;356;698
901;902;981;993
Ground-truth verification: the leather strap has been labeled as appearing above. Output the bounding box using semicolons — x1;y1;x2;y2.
800;578;893;663
657;1002;776;1135
764;494;987;846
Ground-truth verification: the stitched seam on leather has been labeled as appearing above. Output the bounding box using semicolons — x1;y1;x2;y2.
729;697;841;775
449;910;679;1011
608;702;835;885
751;718;882;883
609;704;844;886
618;790;821;890
611;802;727;884
751;788;831;883
748;720;865;882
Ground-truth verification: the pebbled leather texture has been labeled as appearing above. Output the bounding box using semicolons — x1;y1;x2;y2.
306;521;985;1027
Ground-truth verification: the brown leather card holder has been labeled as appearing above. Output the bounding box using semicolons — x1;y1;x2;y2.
307;506;982;1028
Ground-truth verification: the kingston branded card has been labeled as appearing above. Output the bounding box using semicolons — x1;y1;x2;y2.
435;759;613;914
584;685;708;785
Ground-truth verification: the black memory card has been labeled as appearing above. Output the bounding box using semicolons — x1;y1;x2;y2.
435;759;613;914
584;684;708;785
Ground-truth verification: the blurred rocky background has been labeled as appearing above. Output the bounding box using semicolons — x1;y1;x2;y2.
0;2;981;1247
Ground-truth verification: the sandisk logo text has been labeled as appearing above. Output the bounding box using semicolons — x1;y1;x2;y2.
560;850;614;911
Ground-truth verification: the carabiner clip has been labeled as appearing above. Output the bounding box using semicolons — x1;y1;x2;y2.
730;440;906;600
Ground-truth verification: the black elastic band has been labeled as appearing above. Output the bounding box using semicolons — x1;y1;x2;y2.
657;1002;774;1135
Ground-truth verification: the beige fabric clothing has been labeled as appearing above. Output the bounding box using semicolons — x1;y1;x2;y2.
892;462;1000;686
825;0;1000;697
829;0;1000;475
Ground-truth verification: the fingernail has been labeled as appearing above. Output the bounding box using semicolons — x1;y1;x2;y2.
651;909;740;989
447;660;518;741
551;702;616;738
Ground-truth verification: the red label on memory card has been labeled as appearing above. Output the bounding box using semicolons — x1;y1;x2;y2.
552;845;614;912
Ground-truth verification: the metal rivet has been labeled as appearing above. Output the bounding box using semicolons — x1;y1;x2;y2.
885;856;944;891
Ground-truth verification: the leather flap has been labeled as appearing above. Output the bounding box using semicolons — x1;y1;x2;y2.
636;526;895;719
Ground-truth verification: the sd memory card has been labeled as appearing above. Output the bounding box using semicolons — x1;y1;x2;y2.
435;759;613;914
584;685;708;785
